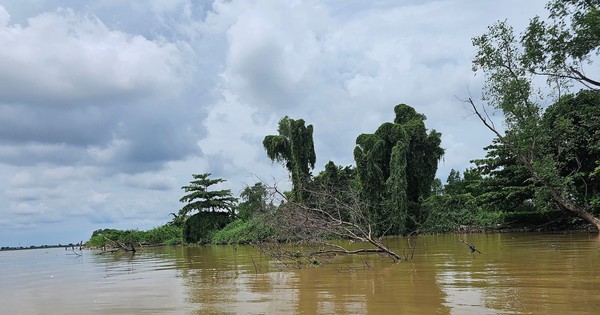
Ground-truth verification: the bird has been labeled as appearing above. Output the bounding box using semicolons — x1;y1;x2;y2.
460;239;483;254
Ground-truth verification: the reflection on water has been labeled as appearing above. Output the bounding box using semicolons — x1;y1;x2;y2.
1;233;599;314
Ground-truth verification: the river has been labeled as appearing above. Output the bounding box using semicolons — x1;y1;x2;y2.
1;233;599;314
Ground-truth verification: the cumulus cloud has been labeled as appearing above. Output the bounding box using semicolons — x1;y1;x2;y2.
0;5;200;172
0;8;187;105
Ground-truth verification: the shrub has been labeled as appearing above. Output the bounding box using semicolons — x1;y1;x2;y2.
211;215;275;244
183;211;232;244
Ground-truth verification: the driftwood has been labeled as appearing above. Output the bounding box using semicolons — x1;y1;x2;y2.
96;236;136;254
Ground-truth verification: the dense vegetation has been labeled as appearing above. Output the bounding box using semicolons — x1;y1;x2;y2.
87;0;600;248
87;225;183;248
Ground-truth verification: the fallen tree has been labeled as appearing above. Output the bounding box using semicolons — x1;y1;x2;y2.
257;184;413;265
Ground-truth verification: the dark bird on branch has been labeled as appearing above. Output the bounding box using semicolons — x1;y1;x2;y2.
460;239;483;254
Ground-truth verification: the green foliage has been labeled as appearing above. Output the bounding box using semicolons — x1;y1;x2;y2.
421;194;478;234
183;211;232;244
306;161;357;222
87;226;183;247
383;140;408;234
354;104;444;235
179;173;237;217
145;225;183;245
237;182;272;221
211;216;276;244
472;141;540;213
471;0;600;227
522;0;600;88
263;116;316;201
541;90;600;213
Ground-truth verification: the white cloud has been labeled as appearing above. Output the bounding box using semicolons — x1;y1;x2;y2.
0;7;189;105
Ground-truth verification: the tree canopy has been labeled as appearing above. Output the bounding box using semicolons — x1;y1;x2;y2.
179;173;237;217
263;116;316;201
471;0;600;229
354;104;444;235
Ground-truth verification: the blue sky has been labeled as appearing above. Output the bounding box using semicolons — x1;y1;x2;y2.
0;0;548;247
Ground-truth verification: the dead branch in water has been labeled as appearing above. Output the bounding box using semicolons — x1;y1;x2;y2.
256;183;407;265
96;236;136;254
460;239;483;255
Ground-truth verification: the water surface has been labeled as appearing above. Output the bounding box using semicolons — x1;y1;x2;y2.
1;233;599;314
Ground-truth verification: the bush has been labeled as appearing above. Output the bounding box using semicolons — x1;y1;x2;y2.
211;215;275;244
87;225;183;247
183;211;232;244
146;225;183;245
420;194;504;233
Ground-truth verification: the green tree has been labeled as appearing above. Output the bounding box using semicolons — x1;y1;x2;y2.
263;116;316;201
354;104;444;235
472;140;542;213
179;173;238;217
470;0;600;229
303;161;358;223
521;0;600;89
237;182;271;221
541;90;600;212
444;169;462;195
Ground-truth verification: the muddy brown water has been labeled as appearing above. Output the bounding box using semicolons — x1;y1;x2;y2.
1;233;599;314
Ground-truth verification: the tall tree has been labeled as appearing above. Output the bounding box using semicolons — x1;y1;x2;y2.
354;104;444;235
179;173;237;217
469;0;600;229
263;116;316;201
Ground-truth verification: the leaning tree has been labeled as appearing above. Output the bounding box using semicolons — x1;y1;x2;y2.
469;0;600;229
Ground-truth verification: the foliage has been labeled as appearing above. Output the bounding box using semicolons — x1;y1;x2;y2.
422;168;506;233
87;225;183;247
541;90;600;214
305;161;357;222
183;211;232;244
521;0;600;89
179;173;237;217
421;194;480;234
145;225;183;246
470;0;600;228
263;116;316;201
211;215;276;244
471;142;541;213
237;182;273;221
354;104;444;235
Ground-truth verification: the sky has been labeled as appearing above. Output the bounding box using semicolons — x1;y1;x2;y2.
0;0;549;247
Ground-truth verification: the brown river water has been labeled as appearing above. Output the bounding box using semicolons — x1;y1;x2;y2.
1;233;599;314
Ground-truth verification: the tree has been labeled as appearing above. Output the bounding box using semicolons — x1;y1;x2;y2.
179;173;237;217
265;182;406;262
521;0;600;89
237;182;271;221
354;104;444;235
263;116;316;201
541;90;600;213
305;161;357;221
469;0;600;229
444;169;462;195
472;140;544;213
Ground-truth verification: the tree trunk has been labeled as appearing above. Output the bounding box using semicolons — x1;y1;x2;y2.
548;188;600;231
